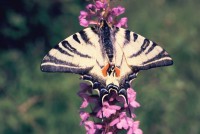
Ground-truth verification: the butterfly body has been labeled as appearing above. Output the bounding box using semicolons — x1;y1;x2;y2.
41;20;173;104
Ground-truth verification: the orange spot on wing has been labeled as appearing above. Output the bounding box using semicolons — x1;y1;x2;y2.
102;63;110;77
114;67;120;77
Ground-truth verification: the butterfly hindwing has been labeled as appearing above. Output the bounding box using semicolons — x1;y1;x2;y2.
41;27;104;75
115;27;173;71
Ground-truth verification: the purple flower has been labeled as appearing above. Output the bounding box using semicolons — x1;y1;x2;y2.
84;121;102;134
110;112;132;130
110;112;143;134
78;83;98;108
126;88;140;108
78;83;142;133
78;0;128;28
79;18;89;27
116;17;128;28
112;6;125;16
80;98;89;108
127;121;143;134
95;1;106;9
86;4;93;10
79;11;88;19
96;101;121;118
80;111;90;125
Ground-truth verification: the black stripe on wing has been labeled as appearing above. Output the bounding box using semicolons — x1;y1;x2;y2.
61;40;92;58
134;59;173;70
73;34;81;44
79;30;93;45
129;38;150;58
141;39;150;50
145;42;157;54
41;54;93;74
90;26;99;35
41;64;92;74
133;33;138;42
54;44;73;57
133;50;173;70
42;54;77;66
124;30;131;45
143;50;169;65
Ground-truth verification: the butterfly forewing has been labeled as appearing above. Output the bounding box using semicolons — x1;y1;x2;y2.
41;27;104;75
114;27;173;71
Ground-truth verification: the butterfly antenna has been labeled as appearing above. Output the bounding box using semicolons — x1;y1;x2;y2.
98;97;104;122
101;108;104;122
99;88;109;121
89;104;96;123
127;103;132;117
119;88;132;117
125;94;132;118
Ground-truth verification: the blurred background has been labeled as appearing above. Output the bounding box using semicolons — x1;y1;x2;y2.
0;0;200;134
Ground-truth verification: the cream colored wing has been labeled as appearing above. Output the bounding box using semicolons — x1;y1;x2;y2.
115;27;173;72
41;27;106;78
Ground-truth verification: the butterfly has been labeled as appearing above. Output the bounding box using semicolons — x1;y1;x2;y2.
41;20;173;105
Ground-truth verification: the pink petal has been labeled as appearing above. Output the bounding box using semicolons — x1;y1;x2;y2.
126;88;140;108
84;121;95;131
116;17;128;28
97;102;121;118
95;124;102;129
130;101;140;108
127;117;134;127
86;4;94;10
131;113;136;118
79;18;89;27
132;121;140;130
109;105;121;111
112;6;125;16
95;1;105;9
128;121;143;134
80;112;90;124
119;112;126;118
84;121;102;134
87;129;96;134
103;109;115;118
89;20;98;25
110;118;120;126
79;11;88;19
115;112;135;130
80;11;88;16
127;88;136;98
127;128;133;134
80;98;89;108
134;129;143;134
86;4;96;14
117;118;129;130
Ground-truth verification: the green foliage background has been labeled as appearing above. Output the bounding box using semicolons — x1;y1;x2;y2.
0;0;199;134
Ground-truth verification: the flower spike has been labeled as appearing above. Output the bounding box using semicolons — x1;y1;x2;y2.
79;0;128;28
77;0;142;133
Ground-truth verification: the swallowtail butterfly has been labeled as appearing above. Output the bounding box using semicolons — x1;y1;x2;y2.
41;20;173;105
